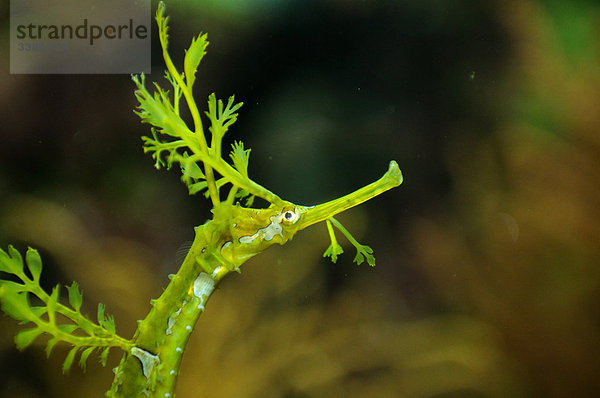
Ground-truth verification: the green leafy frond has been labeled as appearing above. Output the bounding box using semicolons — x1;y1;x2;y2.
100;346;111;367
79;346;96;371
184;33;209;89
0;246;133;373
180;151;205;184
155;1;169;50
179;152;217;197
66;282;83;312
230;141;250;179
133;74;193;141
353;244;375;266
131;2;284;206
141;128;188;170
327;218;376;266
206;93;244;152
237;190;255;207
63;346;79;373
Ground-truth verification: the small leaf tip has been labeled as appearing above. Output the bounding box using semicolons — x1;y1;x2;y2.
385;160;403;186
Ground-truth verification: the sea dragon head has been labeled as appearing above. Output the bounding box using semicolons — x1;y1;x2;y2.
208;161;402;269
133;2;403;276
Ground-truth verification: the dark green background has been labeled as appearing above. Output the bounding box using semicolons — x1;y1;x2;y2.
1;1;599;397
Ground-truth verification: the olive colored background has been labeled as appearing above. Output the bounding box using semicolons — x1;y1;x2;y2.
1;1;599;397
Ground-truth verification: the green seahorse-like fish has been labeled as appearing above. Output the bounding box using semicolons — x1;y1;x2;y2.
0;3;402;397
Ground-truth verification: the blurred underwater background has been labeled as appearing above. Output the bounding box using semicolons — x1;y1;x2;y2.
1;0;600;397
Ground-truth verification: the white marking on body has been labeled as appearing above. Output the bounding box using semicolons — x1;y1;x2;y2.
238;214;284;244
176;346;182;353
166;305;184;335
170;370;176;375
186;325;192;331
193;272;215;311
131;347;160;378
211;265;222;278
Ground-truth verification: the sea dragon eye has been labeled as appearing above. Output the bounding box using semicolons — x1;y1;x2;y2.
282;210;298;223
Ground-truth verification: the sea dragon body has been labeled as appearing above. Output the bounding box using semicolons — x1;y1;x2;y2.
109;161;401;396
0;3;402;397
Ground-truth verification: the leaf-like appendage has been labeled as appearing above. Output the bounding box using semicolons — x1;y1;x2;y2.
0;284;34;322
15;328;44;350
133;75;191;141
100;347;111;367
0;246;132;373
323;243;344;264
79;346;96;371
0;245;24;274
230;141;250;179
328;217;377;267
133;7;289;205
97;302;106;325
353;244;375;267
25;248;42;282
46;285;60;324
179;151;210;194
323;219;344;264
46;337;60;358
141;129;187;170
188;181;209;195
102;314;116;335
67;282;83;312
184;33;208;89
63;346;79;374
156;1;169;50
233;189;255;207
181;152;205;180
206;94;243;144
96;303;117;334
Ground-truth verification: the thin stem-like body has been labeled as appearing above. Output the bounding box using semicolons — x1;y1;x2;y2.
108;223;229;397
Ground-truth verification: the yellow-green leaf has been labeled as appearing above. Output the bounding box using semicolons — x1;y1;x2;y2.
25;248;42;282
62;346;79;374
100;347;111;367
230;141;250;178
15;328;44;350
67;282;83;312
79;346;96;371
46;337;60;358
184;33;208;89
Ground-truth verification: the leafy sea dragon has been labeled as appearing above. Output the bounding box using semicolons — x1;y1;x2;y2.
0;3;402;397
